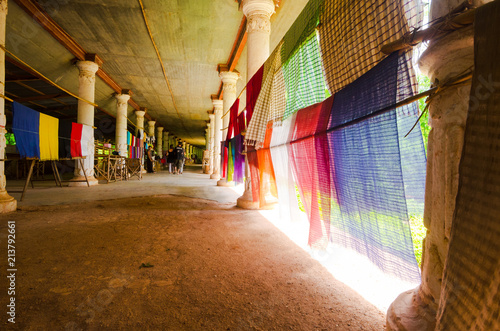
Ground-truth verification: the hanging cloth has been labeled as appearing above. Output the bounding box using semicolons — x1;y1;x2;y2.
227;139;234;182
246;65;264;125
80;125;93;157
39;113;59;161
226;99;240;143
233;134;245;184
70;123;83;158
12;101;40;159
58;120;72;158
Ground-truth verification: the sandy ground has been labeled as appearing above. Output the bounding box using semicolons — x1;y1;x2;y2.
0;194;385;330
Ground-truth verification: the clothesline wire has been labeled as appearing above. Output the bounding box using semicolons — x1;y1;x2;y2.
237;69;473;147
221;86;247;118
0;93;14;102
1;90;151;134
8;127;151;146
223;2;476;141
0;44;98;108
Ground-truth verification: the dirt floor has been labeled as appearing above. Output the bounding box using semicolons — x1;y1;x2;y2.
0;195;385;330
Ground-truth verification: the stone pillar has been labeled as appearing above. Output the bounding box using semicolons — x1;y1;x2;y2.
115;92;130;156
182;141;186;152
163;131;169;153
156;127;163;156
386;1;489;330
135;110;146;173
237;0;274;208
219;71;240;139
242;0;274;80
210;100;223;180
209;114;215;174
218;71;240;186
135;110;146;134
0;0;16;212
205;127;210;151
147;121;155;145
71;59;100;186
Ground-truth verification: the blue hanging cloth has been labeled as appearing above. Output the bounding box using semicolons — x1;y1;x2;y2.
12;102;40;159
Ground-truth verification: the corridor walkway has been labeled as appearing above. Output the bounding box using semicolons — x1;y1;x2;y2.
1;167;386;330
7;165;241;208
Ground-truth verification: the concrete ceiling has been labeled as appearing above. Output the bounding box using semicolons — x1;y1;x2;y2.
5;0;309;147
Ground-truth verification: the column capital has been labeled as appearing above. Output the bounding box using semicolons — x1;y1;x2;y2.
76;61;99;76
157;126;164;133
148;120;156;126
135;110;146;118
212;99;223;112
241;0;275;18
242;0;274;33
115;93;131;104
0;0;7;14
219;71;240;92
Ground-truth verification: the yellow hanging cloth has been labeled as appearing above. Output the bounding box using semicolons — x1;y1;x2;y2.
39;113;59;161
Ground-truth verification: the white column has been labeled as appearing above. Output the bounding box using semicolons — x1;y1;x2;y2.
209;114;215;174
210;100;223;180
219;71;240;139
205;127;210;150
218;71;240;186
115;93;130;156
156;127;164;156
71;60;100;186
0;0;16;212
237;0;274;208
242;0;275;80
203;126;211;173
147;121;155;143
163;131;169;153
386;1;492;330
135;110;146;133
135;110;146;173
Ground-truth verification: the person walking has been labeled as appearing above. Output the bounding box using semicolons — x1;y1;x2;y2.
174;142;185;175
166;144;176;174
146;145;155;173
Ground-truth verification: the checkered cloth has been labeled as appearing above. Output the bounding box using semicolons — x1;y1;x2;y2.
269;58;286;123
281;0;324;64
245;42;283;148
318;0;422;94
282;32;329;120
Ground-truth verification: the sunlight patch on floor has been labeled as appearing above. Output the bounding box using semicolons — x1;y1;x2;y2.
257;207;419;313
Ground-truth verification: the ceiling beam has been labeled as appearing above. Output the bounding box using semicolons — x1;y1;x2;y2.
12;0;152;121
214;17;247;101
5;75;40;82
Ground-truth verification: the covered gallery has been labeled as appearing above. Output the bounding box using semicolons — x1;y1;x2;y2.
0;0;498;329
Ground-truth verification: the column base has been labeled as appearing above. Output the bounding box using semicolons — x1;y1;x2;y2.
68;175;99;187
236;189;260;210
386;287;436;331
217;179;234;187
0;191;17;213
210;173;220;180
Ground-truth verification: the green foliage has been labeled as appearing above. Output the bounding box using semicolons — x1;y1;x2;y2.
418;74;431;153
5;133;15;145
409;214;426;267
